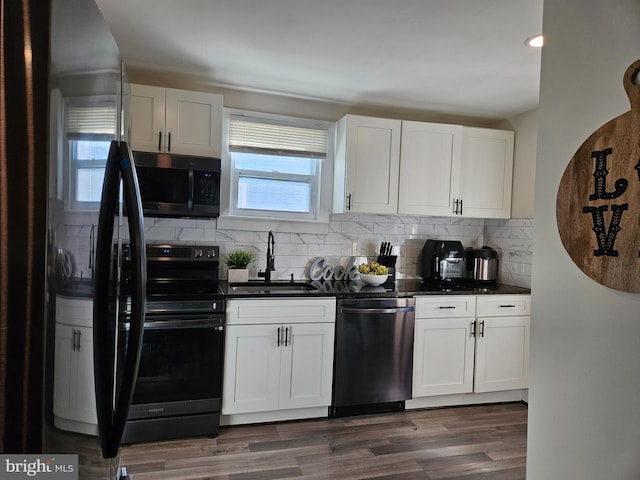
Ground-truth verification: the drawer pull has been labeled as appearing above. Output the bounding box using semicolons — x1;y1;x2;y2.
438;306;456;309
499;304;516;308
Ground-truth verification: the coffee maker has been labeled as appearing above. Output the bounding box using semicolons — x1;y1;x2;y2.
421;239;466;283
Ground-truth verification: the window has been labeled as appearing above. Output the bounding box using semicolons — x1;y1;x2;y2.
70;139;111;202
66;100;117;209
225;112;333;223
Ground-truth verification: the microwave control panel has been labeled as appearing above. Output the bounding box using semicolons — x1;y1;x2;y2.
194;171;220;206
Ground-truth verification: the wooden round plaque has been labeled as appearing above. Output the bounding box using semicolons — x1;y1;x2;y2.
556;59;640;292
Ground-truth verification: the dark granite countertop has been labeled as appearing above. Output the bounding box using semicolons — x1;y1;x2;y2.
53;278;94;299
54;278;530;301
222;279;530;299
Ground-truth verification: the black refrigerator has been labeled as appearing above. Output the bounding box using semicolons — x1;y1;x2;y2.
1;0;146;478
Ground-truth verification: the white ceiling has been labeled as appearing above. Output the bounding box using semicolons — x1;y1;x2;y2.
95;0;543;120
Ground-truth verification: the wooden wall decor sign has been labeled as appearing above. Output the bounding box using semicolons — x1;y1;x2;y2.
557;59;640;292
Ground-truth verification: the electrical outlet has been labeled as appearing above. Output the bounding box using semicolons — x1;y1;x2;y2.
351;241;359;256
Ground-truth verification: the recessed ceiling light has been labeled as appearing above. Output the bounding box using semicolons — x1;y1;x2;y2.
525;34;544;48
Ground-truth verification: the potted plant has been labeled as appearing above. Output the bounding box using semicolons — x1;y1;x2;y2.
224;249;255;283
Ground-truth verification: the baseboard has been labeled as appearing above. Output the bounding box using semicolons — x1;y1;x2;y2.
406;390;526;409
220;406;328;426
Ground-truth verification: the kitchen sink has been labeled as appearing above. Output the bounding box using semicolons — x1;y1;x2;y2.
228;281;318;293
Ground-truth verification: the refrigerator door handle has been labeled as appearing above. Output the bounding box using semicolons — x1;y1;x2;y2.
93;141;146;459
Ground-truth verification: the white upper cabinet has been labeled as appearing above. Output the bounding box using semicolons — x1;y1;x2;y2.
128;85;165;153
334;115;514;218
457;127;514;218
398;121;463;216
129;84;223;157
334;115;401;214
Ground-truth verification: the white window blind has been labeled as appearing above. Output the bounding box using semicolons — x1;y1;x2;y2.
229;116;328;158
66;106;116;138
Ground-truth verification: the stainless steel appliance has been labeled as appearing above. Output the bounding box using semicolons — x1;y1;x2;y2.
465;246;499;284
133;151;221;218
50;0;147;475
421;239;466;282
2;0;153;476
331;297;415;417
120;244;225;444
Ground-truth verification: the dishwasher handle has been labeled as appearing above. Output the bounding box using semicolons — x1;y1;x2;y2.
340;307;414;314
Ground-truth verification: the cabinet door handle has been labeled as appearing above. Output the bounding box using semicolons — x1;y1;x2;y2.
284;327;289;347
479;320;485;338
277;327;281;347
471;320;476;338
77;329;81;351
158;131;162;151
459;199;463;215
346;193;352;211
72;329;77;351
167;132;171;152
453;198;460;215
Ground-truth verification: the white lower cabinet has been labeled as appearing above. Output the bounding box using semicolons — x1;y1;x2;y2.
53;296;98;435
413;296;476;397
474;296;530;393
412;295;530;401
222;298;336;422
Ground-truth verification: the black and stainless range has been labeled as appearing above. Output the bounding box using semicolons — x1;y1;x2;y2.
120;243;225;444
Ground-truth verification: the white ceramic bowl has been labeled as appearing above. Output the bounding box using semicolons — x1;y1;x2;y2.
359;273;388;286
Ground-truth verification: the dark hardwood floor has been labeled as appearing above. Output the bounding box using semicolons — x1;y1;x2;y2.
120;402;527;480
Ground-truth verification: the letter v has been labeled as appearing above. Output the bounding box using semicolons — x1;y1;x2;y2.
582;204;628;256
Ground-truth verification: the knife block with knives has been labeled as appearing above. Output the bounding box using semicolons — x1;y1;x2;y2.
377;242;397;282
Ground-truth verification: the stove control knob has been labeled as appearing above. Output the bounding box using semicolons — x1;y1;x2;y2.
206;249;216;258
194;249;203;258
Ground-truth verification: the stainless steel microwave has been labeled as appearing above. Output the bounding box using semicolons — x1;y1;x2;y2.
132;151;221;218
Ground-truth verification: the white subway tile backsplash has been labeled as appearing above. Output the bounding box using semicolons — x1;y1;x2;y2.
484;218;535;288
145;226;177;241
155;217;199;228
176;227;216;242
51;206;534;286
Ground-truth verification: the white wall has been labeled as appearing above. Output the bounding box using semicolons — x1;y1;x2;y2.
128;68;498;128
528;1;640;479
495;109;538;219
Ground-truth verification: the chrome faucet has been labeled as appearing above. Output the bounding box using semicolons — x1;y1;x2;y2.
259;231;275;282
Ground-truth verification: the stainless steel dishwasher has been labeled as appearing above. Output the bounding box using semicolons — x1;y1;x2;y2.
331;297;415;417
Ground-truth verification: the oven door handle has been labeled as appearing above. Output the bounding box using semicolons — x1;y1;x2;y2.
123;319;224;330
